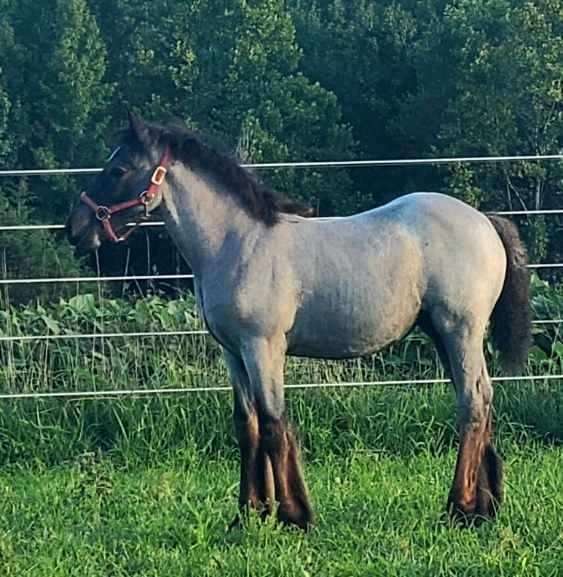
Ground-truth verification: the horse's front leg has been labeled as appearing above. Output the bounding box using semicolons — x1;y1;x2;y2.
233;400;276;518
224;351;275;527
242;336;314;530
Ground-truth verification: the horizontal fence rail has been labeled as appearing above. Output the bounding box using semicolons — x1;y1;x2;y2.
0;274;194;285
1;153;562;178
0;222;165;231
0;318;559;343
0;330;209;342
0;262;561;286
1;208;563;233
0;373;560;401
493;209;563;216
0;208;562;233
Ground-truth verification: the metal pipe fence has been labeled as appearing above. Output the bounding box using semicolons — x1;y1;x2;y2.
1;153;562;178
0;373;560;401
0;153;561;401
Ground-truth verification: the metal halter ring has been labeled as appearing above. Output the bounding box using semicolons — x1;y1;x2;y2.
95;205;112;222
139;191;150;216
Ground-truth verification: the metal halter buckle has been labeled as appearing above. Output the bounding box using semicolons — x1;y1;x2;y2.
151;166;167;186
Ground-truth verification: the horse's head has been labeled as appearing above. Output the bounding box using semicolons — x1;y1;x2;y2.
66;113;171;253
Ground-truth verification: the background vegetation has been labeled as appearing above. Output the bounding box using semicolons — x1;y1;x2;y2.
0;0;561;298
0;2;561;574
0;282;560;576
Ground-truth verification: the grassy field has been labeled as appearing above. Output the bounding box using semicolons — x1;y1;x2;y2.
0;289;561;575
0;432;561;576
0;383;561;576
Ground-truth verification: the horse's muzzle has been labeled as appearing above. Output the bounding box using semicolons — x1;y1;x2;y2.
66;204;101;253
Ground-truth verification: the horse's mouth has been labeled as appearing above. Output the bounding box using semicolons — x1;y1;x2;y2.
68;226;102;255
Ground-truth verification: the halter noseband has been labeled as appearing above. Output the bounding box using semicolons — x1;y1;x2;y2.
80;149;171;243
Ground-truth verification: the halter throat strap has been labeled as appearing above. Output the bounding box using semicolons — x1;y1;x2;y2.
80;149;172;243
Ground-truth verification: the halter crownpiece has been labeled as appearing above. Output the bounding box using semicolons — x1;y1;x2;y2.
80;149;171;243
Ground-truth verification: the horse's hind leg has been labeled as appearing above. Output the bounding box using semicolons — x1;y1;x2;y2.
242;337;314;530
224;351;275;527
434;319;503;524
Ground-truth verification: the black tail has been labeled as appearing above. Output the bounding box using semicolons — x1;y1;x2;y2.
488;215;532;373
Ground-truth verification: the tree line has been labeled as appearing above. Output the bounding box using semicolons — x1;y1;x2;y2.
0;0;561;301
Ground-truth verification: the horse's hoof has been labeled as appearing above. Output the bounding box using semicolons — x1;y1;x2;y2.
277;503;315;531
227;514;243;532
447;445;503;528
446;493;498;528
446;499;487;528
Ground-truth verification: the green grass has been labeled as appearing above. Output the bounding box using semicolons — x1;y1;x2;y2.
0;383;561;576
0;442;561;576
0;288;560;575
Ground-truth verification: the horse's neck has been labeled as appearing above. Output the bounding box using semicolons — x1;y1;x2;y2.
160;163;257;275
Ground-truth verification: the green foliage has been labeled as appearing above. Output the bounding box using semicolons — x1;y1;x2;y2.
290;0;563;258
89;0;356;210
0;73;10;163
436;0;563;259
0;0;111;217
0;190;84;304
0;0;561;292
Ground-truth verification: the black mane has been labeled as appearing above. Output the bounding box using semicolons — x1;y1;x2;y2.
125;122;313;226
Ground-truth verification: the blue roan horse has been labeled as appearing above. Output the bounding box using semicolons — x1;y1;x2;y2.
67;114;531;529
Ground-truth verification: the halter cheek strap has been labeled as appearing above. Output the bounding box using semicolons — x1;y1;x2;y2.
80;149;171;243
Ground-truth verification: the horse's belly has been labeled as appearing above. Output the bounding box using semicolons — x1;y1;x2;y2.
286;297;420;359
286;328;397;359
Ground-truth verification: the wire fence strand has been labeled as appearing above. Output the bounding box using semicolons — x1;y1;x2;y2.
0;318;559;343
0;373;560;401
0;274;194;285
0;209;562;233
0;330;208;342
0;261;561;286
1;153;562;178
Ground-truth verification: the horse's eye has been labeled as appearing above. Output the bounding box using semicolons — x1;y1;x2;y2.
109;166;127;178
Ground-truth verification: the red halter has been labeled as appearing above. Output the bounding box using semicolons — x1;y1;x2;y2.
80;149;172;243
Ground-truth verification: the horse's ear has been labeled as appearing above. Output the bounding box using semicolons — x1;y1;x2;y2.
127;111;151;148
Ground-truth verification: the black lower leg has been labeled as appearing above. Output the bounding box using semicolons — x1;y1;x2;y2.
261;416;313;530
476;445;503;517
